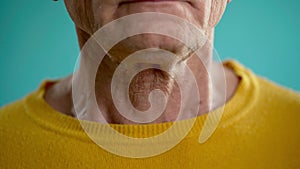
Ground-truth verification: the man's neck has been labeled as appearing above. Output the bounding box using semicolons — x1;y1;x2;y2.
44;28;240;124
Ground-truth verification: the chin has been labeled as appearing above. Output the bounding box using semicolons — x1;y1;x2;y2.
108;34;194;64
125;34;188;54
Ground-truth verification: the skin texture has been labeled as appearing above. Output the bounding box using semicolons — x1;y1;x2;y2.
45;0;239;124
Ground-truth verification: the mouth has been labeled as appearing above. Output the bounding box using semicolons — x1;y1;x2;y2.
119;0;193;7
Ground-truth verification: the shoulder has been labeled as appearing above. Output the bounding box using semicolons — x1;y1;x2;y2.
224;60;300;125
0;81;52;133
0;99;28;128
225;60;300;108
234;61;300;125
256;76;300;111
257;77;300;123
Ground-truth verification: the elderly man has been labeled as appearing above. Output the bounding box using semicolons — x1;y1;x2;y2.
0;0;299;168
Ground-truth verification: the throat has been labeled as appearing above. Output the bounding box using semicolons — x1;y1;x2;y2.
129;69;176;111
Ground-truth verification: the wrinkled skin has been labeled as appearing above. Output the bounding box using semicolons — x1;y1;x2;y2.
64;0;228;55
45;0;238;124
64;0;228;33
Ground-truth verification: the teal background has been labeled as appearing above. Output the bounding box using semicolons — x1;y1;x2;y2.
0;0;300;107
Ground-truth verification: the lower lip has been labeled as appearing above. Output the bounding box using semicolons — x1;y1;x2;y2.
119;0;190;6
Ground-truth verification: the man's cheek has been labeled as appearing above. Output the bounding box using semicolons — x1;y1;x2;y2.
208;0;228;28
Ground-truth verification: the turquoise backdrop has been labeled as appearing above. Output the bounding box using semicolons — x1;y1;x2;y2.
1;0;300;106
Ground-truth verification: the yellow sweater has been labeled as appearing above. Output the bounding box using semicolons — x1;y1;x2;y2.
0;61;300;169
